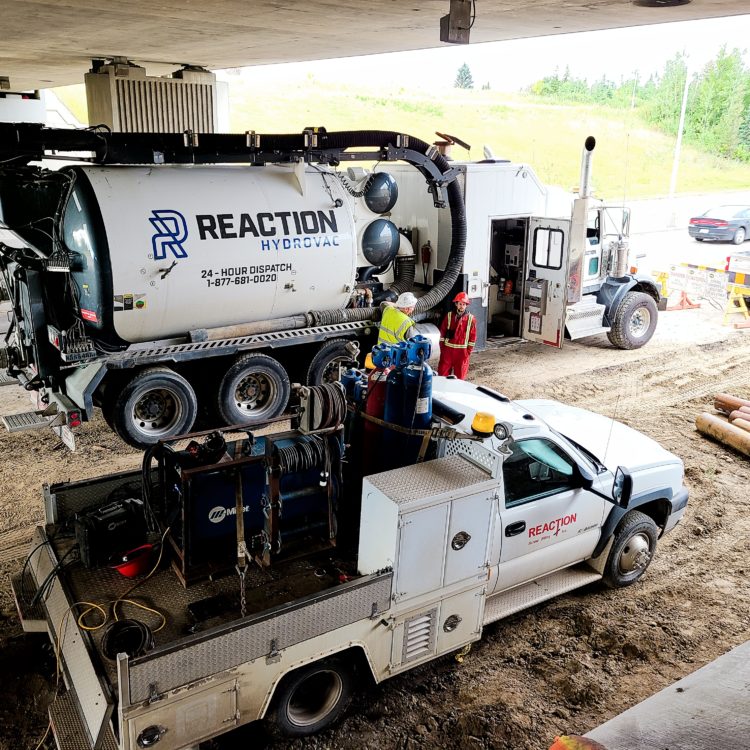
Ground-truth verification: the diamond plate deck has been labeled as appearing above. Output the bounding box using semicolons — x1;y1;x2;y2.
0;371;18;387
49;690;118;750
2;410;51;431
483;567;602;626
443;439;502;478
366;455;492;505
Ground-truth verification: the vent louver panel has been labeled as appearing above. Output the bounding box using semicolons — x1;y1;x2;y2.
402;609;437;663
115;79;215;133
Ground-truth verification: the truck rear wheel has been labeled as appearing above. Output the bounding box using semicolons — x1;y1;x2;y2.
271;657;354;737
112;367;198;448
306;339;358;385
603;510;658;588
606;291;657;350
217;353;290;426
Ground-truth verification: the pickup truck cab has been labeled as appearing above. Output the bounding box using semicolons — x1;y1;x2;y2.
431;377;688;592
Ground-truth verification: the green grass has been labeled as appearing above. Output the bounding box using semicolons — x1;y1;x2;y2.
54;81;750;200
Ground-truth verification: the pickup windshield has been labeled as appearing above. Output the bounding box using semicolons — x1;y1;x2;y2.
553;429;607;474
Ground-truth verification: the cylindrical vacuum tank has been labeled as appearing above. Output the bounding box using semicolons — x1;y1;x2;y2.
62;164;362;344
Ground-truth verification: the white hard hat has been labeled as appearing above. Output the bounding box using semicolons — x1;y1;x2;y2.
396;292;417;308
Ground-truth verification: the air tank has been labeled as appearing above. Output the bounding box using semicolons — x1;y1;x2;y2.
62;164;401;345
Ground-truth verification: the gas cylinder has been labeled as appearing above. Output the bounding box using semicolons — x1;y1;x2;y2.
362;344;393;475
382;363;406;470
401;360;433;461
382;336;434;469
340;368;365;402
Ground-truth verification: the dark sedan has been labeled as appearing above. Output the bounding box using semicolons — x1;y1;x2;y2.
688;205;750;244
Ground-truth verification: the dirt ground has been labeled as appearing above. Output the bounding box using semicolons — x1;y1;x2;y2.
1;302;749;750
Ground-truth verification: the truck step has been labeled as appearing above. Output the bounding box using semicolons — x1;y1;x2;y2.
0;371;19;387
49;690;118;750
565;301;609;340
483;567;601;626
10;571;47;632
1;410;53;432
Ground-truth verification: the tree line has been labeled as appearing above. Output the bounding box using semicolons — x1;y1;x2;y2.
527;47;750;163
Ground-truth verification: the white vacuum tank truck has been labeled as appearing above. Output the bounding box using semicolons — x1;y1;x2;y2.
0;126;660;449
0;127;462;449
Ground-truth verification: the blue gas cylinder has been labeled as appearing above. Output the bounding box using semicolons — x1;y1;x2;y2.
340;368;364;402
370;343;392;370
403;361;433;453
389;341;409;369
405;335;432;364
383;365;405;427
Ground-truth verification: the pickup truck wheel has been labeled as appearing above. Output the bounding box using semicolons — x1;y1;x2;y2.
606;291;658;350
112;368;198;448
271;658;354;737
217;353;290;426
603;510;658;589
306;339;359;385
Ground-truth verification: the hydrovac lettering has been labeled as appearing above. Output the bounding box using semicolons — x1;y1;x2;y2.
528;514;577;539
196;210;338;240
261;236;339;251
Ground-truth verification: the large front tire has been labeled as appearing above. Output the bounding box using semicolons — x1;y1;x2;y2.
271;658;354;737
217;353;290;426
607;291;658;350
603;510;658;589
112;367;198;448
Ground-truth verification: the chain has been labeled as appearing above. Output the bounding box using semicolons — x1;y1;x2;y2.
236;565;247;618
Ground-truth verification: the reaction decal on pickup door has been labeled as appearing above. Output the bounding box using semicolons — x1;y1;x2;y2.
529;514;577;539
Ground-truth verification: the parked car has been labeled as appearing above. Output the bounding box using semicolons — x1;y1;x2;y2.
688;205;750;245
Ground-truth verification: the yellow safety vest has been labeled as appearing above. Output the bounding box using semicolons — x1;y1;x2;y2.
378;306;414;345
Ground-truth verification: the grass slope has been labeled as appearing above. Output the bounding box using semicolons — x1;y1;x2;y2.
55;81;750;199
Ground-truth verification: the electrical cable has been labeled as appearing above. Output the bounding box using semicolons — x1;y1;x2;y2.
30;545;79;609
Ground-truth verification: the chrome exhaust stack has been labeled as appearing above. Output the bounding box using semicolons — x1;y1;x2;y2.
579;136;596;199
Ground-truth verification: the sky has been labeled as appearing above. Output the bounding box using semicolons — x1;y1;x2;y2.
217;14;750;91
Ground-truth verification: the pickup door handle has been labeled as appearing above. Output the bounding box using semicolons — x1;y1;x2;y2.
505;521;526;537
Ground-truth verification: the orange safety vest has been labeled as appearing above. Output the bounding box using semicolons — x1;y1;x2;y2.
440;311;476;350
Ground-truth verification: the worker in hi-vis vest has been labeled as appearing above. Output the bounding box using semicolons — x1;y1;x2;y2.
438;292;477;380
377;291;418;346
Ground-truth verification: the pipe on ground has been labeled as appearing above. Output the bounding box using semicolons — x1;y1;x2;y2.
714;393;750;414
696;412;750;457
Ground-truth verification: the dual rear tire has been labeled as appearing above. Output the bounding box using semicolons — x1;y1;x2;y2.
103;339;356;448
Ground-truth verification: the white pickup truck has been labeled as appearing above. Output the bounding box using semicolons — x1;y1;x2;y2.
13;377;688;749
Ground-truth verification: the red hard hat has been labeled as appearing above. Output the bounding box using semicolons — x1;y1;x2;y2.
453;292;470;304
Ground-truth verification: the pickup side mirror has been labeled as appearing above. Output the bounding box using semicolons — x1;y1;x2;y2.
577;463;595;490
612;466;633;507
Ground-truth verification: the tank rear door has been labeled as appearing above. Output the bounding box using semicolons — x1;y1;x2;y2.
522;218;570;348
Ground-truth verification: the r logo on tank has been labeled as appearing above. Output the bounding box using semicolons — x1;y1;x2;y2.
149;209;189;260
